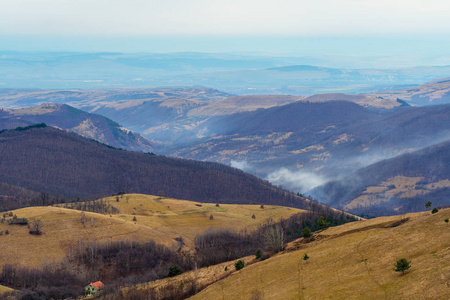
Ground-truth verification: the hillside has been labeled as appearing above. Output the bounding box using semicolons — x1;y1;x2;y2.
370;79;450;106
303;93;404;109
0;103;154;152
0;285;14;295
0;125;307;209
171;102;450;193
190;209;450;299
311;140;450;217
86;94;302;144
186;95;304;117
0;194;304;269
0;87;231;109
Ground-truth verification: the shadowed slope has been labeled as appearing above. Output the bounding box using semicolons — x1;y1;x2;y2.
0;126;307;209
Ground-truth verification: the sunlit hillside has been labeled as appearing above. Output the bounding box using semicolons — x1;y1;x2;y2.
0;194;304;269
190;208;450;299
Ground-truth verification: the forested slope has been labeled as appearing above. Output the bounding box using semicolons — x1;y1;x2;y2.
0;125;307;209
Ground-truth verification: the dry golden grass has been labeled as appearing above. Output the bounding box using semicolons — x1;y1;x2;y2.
94;194;303;247
0;284;15;294
345;176;450;210
0;194;303;269
190;209;450;300
132;255;257;297
0;206;156;269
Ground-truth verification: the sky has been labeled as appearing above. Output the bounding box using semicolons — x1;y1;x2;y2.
1;0;450;55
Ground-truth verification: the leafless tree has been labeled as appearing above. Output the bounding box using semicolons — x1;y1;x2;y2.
30;220;44;235
80;212;86;227
263;223;284;253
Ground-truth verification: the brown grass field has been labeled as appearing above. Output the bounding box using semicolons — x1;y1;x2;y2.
189;208;450;300
0;194;303;269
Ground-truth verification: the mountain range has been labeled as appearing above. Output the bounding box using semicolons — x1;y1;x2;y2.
1;76;450;216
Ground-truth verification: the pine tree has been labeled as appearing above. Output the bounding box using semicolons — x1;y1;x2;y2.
394;258;411;275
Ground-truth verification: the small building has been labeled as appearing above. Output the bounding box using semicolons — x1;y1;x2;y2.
85;281;105;296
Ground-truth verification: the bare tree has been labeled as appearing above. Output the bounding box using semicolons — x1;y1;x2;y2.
80;212;86;227
264;224;284;253
30;220;44;235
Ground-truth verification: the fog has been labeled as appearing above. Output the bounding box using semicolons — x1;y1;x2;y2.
266;168;328;194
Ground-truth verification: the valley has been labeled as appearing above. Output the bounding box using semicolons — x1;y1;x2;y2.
1;53;450;300
1;81;450;217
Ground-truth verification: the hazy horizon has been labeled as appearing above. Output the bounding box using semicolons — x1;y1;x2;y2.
1;0;450;63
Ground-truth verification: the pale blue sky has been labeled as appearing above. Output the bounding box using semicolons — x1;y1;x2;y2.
1;0;450;56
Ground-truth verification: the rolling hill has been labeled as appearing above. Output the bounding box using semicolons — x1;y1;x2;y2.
370;78;450;106
189;209;450;299
0;125;307;209
0;103;154;152
303;93;405;109
0;87;230;110
0;194;304;269
311;140;450;217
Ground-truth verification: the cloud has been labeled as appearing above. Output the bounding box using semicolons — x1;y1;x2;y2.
266;168;328;193
230;160;252;172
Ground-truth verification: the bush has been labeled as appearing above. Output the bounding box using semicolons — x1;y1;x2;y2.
209;214;214;220
252;214;256;219
302;227;312;238
445;218;449;224
317;216;330;229
8;217;28;225
234;260;244;271
132;216;137;222
303;253;309;261
255;249;262;259
432;208;438;214
168;265;182;277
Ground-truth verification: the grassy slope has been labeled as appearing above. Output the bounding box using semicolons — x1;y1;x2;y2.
0;284;14;294
0;194;303;269
191;209;450;299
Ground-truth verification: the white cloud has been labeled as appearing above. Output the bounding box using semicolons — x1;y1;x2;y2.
266;168;328;193
1;0;450;36
230;160;252;171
